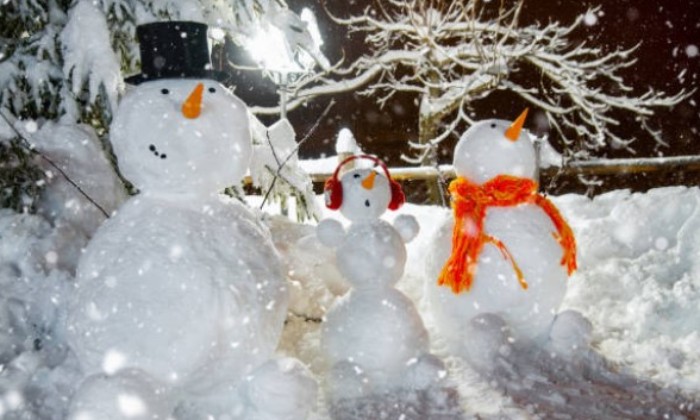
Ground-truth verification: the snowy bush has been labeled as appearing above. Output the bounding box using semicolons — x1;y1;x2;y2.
250;116;320;222
0;138;44;213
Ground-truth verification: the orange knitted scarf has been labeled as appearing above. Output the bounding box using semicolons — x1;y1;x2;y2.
438;175;577;294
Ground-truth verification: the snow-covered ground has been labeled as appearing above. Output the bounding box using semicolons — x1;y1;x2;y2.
1;186;700;418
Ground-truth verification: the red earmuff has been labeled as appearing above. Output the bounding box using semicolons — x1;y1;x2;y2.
388;179;406;210
324;155;405;211
324;176;343;210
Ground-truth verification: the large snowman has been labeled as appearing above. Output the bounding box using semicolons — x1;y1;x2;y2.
65;22;315;419
317;156;446;403
426;109;577;351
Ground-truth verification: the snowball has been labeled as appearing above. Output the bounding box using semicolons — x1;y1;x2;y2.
453;119;537;184
322;285;430;392
338;168;392;222
393;214;420;243
241;358;318;420
335;221;406;289
66;196;288;397
67;370;172;420
110;79;251;194
462;313;513;370
326;361;369;402
403;354;447;390
548;310;593;355
316;219;345;247
686;45;698;58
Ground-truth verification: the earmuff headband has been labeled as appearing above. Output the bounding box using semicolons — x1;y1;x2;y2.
332;154;394;183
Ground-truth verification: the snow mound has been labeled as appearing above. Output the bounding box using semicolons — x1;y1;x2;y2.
558;188;700;391
3;185;700;418
32;122;126;237
459;310;697;418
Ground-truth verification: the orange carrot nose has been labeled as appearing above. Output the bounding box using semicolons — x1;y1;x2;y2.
182;83;204;119
504;108;529;142
361;171;377;190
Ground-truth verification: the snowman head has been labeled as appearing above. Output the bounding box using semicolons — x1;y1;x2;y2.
453;109;536;184
110;79;251;195
324;155;405;223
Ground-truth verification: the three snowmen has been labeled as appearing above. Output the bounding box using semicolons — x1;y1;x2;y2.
426;109;577;354
317;156;446;402
65;22;316;419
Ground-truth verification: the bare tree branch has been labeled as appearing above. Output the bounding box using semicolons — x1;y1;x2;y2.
255;0;692;161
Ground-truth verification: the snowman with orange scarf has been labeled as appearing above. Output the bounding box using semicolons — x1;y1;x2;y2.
426;109;578;354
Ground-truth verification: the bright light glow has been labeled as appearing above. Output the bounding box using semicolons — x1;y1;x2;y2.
245;24;301;74
209;27;226;41
301;8;323;48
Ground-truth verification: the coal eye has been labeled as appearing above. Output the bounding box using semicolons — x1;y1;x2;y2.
161;88;169;95
208;87;216;93
353;173;361;179
490;123;497;128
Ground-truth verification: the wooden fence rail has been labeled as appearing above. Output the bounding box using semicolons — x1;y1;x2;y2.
306;155;700;183
242;155;700;185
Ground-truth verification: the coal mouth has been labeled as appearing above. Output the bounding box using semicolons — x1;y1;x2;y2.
149;144;167;159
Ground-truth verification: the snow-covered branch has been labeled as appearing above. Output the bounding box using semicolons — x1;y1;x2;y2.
257;0;690;161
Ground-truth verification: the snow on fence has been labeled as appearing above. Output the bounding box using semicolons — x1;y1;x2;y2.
551;155;700;176
244;154;700;185
245;155;700;185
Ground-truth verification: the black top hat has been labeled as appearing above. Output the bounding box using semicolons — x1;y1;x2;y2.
125;21;228;85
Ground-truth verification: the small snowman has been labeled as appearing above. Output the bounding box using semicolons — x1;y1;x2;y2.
317;155;445;402
426;109;577;351
65;22;315;419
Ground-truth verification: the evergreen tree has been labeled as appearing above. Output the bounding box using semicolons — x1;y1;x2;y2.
0;0;320;217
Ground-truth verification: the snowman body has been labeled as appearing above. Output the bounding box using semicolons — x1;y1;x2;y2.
70;195;285;392
322;220;429;388
427;114;574;348
319;164;443;397
66;79;288;403
428;204;568;345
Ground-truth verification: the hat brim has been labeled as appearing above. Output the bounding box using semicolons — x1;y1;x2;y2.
125;69;230;85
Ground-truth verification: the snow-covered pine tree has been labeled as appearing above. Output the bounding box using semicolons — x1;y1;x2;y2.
0;0;321;218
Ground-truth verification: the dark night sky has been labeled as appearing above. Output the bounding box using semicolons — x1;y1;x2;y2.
227;0;699;193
